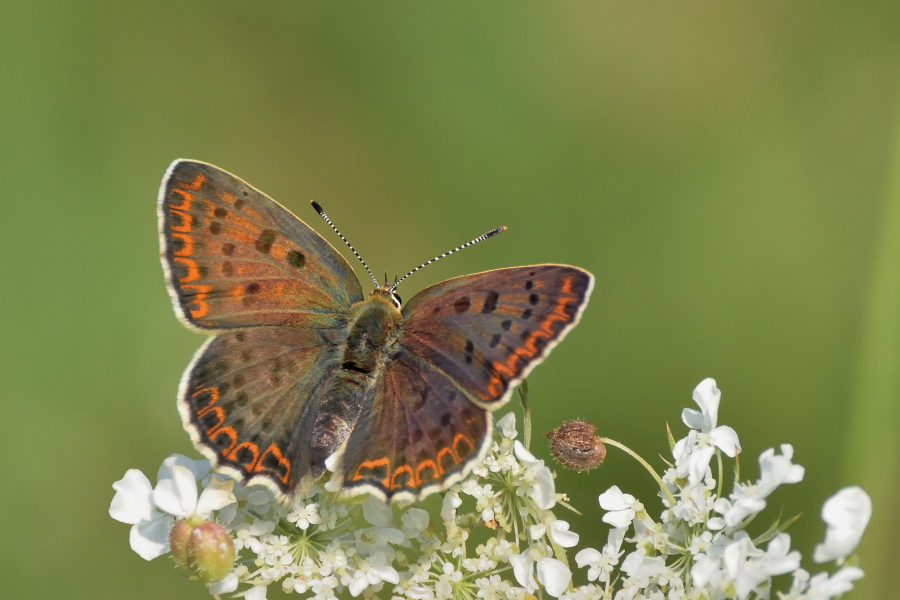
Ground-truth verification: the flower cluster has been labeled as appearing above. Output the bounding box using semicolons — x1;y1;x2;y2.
110;379;871;600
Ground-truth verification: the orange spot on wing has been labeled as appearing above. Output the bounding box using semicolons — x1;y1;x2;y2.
227;441;260;471
169;207;193;232
484;289;580;400
208;426;237;455
180;173;206;190
453;434;475;458
415;459;440;484
192;386;220;406
255;444;291;485
170;189;194;211
353;457;391;487
390;465;414;490
437;446;459;471
171;233;194;256
198;406;225;434
174;257;200;282
180;283;212;318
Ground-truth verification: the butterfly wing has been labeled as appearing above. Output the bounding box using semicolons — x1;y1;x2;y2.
180;326;344;496
334;351;491;502
158;159;364;330
399;264;594;407
334;264;593;501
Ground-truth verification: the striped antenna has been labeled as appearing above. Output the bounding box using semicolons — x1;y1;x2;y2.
391;226;507;292
310;201;380;287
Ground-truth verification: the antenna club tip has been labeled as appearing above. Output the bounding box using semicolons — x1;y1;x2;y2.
488;226;507;237
310;201;325;215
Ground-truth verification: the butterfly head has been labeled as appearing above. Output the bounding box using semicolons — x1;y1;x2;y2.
370;286;402;309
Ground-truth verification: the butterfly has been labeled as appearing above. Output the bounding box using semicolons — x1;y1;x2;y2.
158;159;594;503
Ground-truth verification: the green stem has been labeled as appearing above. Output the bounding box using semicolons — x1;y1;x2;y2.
518;379;532;450
597;436;677;506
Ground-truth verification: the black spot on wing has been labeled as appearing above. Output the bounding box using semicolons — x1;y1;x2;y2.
482;291;499;313
255;229;276;254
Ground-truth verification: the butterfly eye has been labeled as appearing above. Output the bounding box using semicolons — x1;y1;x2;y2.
391;292;402;308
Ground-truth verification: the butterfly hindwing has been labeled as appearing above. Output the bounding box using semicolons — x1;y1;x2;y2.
158;160;364;330
180;326;344;496
399;265;594;408
335;351;491;502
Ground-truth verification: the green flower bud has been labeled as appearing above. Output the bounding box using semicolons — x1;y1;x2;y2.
169;518;235;584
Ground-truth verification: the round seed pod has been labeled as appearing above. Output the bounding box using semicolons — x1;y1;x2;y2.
545;419;606;472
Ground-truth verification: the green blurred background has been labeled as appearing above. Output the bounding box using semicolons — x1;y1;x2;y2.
2;1;898;598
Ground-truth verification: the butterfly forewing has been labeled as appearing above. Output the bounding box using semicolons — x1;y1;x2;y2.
336;351;491;501
158;160;364;330
181;326;345;495
399;265;594;408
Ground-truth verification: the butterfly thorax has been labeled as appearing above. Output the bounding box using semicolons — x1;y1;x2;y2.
340;290;403;377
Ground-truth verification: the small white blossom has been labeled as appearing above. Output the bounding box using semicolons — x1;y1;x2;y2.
813;486;872;563
575;527;626;583
347;551;400;596
153;466;235;520
598;486;640;528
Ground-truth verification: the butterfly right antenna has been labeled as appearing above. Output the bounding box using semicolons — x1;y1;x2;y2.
390;226;507;292
311;201;380;288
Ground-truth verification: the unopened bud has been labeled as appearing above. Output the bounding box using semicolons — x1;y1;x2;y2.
169;518;235;584
545;419;606;471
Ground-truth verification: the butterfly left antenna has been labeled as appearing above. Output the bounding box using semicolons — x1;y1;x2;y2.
311;201;380;287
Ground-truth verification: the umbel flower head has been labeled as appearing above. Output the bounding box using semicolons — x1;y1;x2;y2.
110;378;872;600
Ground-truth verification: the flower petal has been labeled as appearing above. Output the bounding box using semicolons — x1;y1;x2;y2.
195;476;236;518
510;553;537;593
598;486;633;511
709;425;741;457
110;469;156;524
813;486;872;563
153;465;198;517
129;516;173;560
158;453;209;481
497;412;517;439
550;520;580;548
537;557;571;598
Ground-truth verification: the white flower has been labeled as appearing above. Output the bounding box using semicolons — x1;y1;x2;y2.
152;466;235;519
722;444;804;526
722;533;767;600
673;379;741;486
109;469;173;560
347;551;399;596
441;489;462;522
530;519;580;548
598;486;640;528
762;533;801;576
510;548;571;598
575;527;626;583
245;586;268;600
211;573;239;594
497;412;518;439
805;566;865;599
287;502;322;530
813;486;872;563
109;454;220;561
682;379;742;456
513;441;556;509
